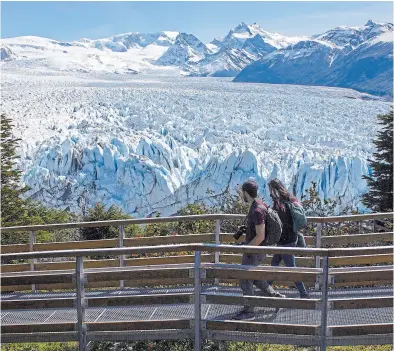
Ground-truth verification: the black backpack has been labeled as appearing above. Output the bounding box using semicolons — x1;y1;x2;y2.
257;205;283;246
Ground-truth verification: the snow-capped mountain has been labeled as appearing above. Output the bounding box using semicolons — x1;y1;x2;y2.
218;22;302;51
0;33;183;75
317;31;394;96
156;33;209;66
314;20;393;48
2;20;391;95
234;39;340;85
234;21;393;97
184;23;306;77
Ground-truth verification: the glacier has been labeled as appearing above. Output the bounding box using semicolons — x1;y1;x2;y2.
1;73;390;217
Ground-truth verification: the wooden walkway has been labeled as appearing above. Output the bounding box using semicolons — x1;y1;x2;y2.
1;212;393;350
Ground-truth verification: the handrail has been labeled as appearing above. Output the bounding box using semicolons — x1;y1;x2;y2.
1;242;393;350
2;243;392;262
0;243;329;261
1;212;392;233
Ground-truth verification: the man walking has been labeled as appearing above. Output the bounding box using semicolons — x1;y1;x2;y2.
232;179;285;321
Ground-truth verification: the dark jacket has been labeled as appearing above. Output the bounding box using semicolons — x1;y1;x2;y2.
274;202;297;245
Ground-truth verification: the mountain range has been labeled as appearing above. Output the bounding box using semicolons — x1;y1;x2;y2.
1;20;393;96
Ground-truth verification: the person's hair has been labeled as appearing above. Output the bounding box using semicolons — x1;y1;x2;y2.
242;180;258;198
268;178;300;210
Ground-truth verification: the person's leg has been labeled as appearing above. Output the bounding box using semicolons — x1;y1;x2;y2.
297;232;307;248
239;253;256;313
267;253;282;286
282;253;308;297
253;253;284;298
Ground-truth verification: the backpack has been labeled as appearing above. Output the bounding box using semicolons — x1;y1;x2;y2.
285;201;307;232
256;205;282;246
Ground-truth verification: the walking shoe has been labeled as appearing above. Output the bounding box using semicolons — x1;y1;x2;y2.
300;293;310;299
272;293;286;313
273;292;286;299
232;310;256;321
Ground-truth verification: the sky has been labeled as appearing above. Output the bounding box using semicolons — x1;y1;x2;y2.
1;1;393;43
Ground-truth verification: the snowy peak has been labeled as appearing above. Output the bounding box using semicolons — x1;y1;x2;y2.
233;22;263;36
220;22;304;51
175;33;207;52
315;21;393;48
80;31;180;52
156;33;208;66
221;22;267;49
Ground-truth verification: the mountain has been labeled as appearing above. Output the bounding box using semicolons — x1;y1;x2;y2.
313;20;393;47
1;20;392;95
186;23;305;77
189;48;256;77
317;31;393;96
234;21;393;97
0;33;182;75
156;33;209;66
233;39;340;85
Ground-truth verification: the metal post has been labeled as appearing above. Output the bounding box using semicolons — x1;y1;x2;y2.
76;256;87;351
119;225;125;289
214;220;220;285
319;256;329;351
194;251;202;351
315;223;322;290
29;231;36;292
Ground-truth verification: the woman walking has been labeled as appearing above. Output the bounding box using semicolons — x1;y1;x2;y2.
268;178;309;299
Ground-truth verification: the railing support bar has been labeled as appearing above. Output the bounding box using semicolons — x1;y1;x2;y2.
319;255;329;351
76;256;87;351
194;250;202;351
214;219;220;285
119;225;125;289
315;223;322;290
29;231;36;292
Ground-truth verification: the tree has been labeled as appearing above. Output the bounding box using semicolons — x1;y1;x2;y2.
207;187;249;234
80;203;135;241
301;182;337;217
362;108;393;212
144;212;173;237
0;114;28;227
174;203;214;236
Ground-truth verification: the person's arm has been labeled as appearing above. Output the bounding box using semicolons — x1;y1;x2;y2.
248;223;265;246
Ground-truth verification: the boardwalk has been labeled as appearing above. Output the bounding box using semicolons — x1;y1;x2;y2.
1;212;393;350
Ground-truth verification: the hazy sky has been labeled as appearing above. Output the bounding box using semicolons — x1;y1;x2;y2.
2;1;393;42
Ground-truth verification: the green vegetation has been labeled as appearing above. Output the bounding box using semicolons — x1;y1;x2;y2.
80;203;136;241
362;108;393;212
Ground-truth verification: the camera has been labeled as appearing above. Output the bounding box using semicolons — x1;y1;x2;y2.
233;225;247;240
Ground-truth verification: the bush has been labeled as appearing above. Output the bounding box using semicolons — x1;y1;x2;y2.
80;203;136;241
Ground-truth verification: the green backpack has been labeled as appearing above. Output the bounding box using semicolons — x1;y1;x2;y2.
285;201;307;232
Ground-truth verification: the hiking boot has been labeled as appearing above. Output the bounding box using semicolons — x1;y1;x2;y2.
232;310;256;321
